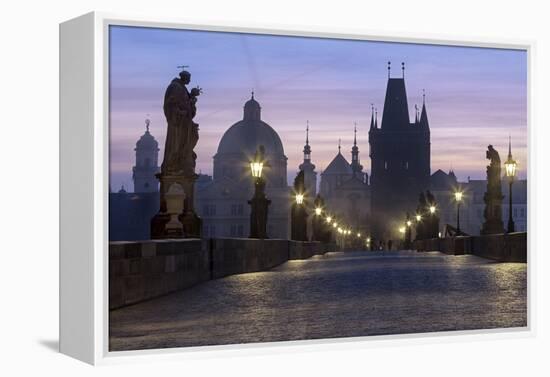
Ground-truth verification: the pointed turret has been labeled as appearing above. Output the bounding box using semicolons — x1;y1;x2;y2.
369;104;375;130
419;90;429;130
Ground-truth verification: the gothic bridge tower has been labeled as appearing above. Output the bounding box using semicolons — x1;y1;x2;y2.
368;62;431;239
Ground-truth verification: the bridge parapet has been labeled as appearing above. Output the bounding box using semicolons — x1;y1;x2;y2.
109;238;336;309
413;232;526;263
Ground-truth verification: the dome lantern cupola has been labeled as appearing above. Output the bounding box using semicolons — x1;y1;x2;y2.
243;91;261;121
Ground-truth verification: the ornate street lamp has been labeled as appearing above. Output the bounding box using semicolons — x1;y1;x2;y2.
248;147;271;239
291;171;308;241
454;190;463;235
504;136;518;233
429;205;436;214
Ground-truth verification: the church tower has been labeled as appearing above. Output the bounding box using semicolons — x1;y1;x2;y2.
133;118;160;193
350;123;364;179
299;121;317;196
369;62;431;239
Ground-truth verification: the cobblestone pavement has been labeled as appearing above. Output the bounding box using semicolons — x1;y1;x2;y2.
109;250;527;351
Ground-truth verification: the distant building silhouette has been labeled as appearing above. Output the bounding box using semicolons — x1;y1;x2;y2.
369;65;431;239
319;133;370;235
109;118;160;241
132;118;160;193
196;94;291;239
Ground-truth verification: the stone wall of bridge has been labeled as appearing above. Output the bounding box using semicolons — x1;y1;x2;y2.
109;238;336;309
413;232;527;263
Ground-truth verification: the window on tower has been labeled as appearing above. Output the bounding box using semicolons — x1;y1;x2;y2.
405;161;409;170
384;161;388;170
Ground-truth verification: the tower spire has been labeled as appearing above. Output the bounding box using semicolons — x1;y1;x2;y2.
370;104;375;130
508;134;512;159
353;122;357;146
387;61;391;78
375;108;378;128
302;120;312;162
402;62;405;78
338;139;341;153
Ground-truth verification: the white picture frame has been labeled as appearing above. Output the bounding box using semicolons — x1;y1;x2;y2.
59;11;535;365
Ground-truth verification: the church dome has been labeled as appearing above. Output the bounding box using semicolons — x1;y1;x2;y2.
216;94;285;157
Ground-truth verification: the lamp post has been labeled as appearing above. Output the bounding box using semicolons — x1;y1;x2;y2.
291;171;308;241
454;190;463;235
504;137;517;233
404;213;412;249
248;147;271;239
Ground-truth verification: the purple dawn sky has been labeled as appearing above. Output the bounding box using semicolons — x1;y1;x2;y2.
109;25;527;192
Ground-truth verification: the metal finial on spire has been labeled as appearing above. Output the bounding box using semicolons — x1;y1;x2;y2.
402;62;405;78
251;90;255;100
422;88;426;104
414;104;419;122
353;122;357;145
508;134;512;158
387;61;391;78
145;113;151;132
375;108;378;128
306;120;310;145
338;138;341;153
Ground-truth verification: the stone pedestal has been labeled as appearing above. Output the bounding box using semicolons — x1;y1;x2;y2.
248;177;271;239
291;204;308;241
151;173;202;239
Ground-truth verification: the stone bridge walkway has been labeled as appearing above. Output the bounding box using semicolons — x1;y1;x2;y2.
109;250;527;351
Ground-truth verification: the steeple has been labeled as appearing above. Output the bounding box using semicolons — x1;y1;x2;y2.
351;122;363;175
298;120;317;196
419;89;429;130
303;120;312;161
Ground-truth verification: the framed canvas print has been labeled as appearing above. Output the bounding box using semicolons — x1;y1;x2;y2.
60;12;532;365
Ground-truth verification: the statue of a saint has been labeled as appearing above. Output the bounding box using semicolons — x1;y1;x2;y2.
481;145;505;234
161;69;202;176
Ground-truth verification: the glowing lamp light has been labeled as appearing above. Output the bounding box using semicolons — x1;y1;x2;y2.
295;193;305;205
399;226;406;234
333;222;338;228
415;214;422;222
429;205;436;214
315;207;322;216
250;161;263;178
454;191;463;202
337;227;343;234
406;220;412;227
505;157;518;179
357;233;361;238
366;237;371;243
326;216;332;223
